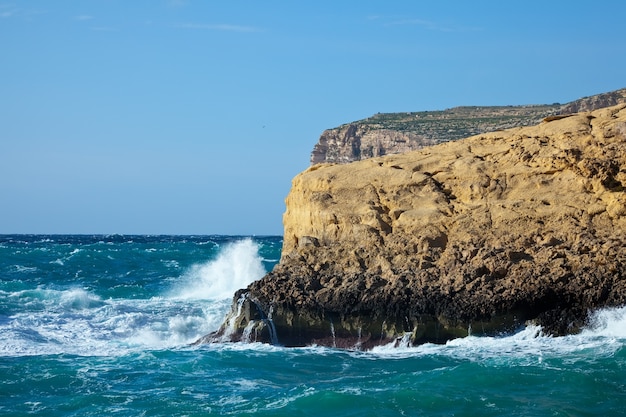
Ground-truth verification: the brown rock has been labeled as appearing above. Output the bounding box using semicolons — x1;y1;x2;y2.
204;104;626;349
310;124;437;165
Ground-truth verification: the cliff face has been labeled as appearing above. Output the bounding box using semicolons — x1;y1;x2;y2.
311;88;626;165
310;125;438;165
559;89;626;114
202;104;626;349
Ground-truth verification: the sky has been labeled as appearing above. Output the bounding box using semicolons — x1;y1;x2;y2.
1;1;625;235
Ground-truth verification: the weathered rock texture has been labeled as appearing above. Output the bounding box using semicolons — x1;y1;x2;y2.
202;104;626;349
559;88;626;114
311;88;626;165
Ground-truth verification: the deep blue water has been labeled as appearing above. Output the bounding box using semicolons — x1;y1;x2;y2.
1;235;626;416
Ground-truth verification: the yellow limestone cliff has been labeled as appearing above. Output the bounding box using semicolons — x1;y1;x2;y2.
205;104;626;349
286;105;626;256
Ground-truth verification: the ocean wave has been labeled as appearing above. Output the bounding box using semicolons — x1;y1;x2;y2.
0;288;230;357
582;306;626;338
362;306;626;364
0;237;274;357
170;238;266;301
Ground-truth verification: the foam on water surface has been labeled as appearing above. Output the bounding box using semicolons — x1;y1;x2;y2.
0;237;270;357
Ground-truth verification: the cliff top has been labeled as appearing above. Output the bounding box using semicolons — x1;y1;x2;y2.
311;88;626;165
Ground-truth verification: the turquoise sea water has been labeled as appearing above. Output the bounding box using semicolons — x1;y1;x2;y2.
1;235;626;416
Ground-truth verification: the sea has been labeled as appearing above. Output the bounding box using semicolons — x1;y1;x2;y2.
1;234;626;416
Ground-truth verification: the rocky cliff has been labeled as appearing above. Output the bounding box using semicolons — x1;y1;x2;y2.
559;88;626;114
311;88;626;165
201;104;626;349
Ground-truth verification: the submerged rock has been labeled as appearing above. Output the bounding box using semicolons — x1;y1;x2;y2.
204;104;626;348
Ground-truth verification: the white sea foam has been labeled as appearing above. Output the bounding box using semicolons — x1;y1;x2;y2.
115;238;267;350
13;265;38;273
59;288;104;310
582;306;626;338
0;287;226;356
0;239;269;356
171;238;266;301
368;307;626;362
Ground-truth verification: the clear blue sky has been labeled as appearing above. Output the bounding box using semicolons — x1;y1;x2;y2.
2;1;625;235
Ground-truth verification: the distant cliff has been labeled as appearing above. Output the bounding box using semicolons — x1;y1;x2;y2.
311;88;626;165
203;103;626;348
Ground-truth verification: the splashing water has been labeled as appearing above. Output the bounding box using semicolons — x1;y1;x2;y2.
171;238;266;301
583;306;626;338
0;236;271;355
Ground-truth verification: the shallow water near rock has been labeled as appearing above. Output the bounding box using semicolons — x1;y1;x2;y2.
1;235;625;416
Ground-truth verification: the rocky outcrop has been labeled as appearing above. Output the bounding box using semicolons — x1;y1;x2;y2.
559;89;626;114
310;125;439;165
311;88;626;165
199;104;626;349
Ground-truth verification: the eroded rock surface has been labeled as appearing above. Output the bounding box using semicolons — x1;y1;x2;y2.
202;104;626;349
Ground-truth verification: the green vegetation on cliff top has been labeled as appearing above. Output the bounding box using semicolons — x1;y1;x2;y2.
342;104;562;144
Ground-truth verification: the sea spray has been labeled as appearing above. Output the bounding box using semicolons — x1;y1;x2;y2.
583;306;626;338
0;236;272;355
171;238;266;301
220;293;248;341
159;238;269;346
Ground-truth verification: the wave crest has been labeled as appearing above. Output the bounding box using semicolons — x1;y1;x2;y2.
172;238;266;301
